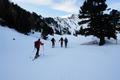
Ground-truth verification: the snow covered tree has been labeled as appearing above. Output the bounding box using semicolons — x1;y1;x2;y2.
78;0;118;45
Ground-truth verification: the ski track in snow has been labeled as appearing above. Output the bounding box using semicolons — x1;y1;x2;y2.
0;26;120;80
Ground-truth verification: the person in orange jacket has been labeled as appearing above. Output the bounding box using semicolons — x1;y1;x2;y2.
34;39;44;58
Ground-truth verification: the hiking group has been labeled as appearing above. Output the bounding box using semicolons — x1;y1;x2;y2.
51;37;68;48
33;37;68;60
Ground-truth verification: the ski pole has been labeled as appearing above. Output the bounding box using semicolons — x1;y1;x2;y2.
32;47;35;53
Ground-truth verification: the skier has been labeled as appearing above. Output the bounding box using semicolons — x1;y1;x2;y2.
51;38;56;48
64;37;68;48
59;37;64;47
34;39;44;59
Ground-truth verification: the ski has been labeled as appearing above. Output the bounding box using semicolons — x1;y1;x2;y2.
32;55;40;61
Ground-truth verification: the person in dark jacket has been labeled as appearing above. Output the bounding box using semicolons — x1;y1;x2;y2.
59;37;64;47
34;39;44;58
51;38;56;48
64;37;68;48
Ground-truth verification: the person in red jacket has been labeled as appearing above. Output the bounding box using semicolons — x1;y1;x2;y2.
34;39;44;58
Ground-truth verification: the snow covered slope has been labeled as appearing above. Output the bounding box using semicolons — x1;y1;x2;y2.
0;26;120;80
54;14;80;34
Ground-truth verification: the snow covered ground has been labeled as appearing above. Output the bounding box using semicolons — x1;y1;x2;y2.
0;26;120;80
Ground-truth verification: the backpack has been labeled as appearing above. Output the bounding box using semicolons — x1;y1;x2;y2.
34;41;38;48
64;38;68;43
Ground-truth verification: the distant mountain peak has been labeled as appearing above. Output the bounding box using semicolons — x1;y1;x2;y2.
60;14;78;19
60;14;72;18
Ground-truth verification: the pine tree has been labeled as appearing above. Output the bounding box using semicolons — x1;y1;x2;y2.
78;0;118;46
110;9;120;32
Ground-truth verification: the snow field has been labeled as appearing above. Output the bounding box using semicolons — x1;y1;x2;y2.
0;26;120;80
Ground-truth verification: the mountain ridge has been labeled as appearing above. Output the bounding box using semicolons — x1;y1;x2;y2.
44;14;82;35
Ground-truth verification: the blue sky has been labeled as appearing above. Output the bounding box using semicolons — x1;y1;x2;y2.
11;0;120;17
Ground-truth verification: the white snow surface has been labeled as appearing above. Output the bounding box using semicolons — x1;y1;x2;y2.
0;26;120;80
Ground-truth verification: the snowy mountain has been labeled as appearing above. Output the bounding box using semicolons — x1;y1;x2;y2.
44;14;82;35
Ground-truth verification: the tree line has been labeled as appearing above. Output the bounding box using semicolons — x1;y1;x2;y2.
0;0;54;39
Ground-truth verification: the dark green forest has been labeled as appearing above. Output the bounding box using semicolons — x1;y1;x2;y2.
0;0;54;39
